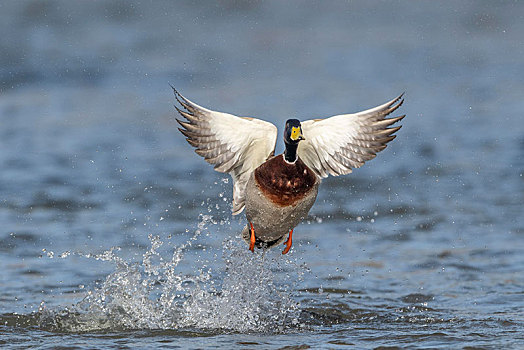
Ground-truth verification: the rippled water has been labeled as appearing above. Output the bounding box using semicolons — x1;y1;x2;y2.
1;1;524;348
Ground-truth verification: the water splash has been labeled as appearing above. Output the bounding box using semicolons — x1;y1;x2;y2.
180;239;300;333
38;214;302;333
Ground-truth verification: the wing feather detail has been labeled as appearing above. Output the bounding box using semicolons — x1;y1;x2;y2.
173;87;277;214
298;94;405;178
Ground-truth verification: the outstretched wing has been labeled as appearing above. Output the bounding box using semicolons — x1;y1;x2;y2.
298;94;405;178
173;87;278;215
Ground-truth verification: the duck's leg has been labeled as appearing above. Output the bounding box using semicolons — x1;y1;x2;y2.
282;229;293;255
249;222;256;252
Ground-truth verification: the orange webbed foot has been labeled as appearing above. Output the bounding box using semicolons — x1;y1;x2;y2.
282;229;293;255
249;222;255;252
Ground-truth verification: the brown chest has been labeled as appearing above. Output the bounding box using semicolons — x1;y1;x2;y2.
254;155;317;207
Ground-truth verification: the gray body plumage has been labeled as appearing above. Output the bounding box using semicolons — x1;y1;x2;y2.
241;171;319;247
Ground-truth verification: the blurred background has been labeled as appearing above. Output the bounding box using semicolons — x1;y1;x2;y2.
1;1;523;348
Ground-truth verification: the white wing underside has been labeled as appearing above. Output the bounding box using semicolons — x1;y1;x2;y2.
298;95;405;178
173;87;277;215
174;87;404;214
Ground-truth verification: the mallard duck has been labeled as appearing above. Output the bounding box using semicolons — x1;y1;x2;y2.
173;87;404;254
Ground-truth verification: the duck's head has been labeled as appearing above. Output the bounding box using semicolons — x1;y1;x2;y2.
284;119;305;145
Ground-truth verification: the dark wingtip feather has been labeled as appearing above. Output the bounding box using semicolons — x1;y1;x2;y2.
175;105;200;123
178;127;191;139
175;118;186;128
384;97;404;117
388;93;404;107
170;84;184;100
386;125;402;135
392;92;405;104
170;84;186;108
170;86;193;112
174;106;185;118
